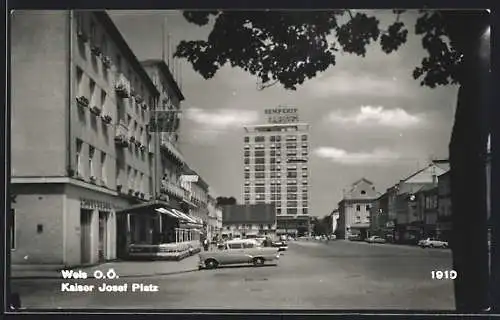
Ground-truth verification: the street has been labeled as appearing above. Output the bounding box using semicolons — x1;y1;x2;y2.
11;240;455;310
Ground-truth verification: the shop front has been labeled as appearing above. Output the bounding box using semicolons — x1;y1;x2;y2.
115;201;203;260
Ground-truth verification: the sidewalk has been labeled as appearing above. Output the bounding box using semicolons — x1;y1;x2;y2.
11;254;200;279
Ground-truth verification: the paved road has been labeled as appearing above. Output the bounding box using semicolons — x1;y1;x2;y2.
11;240;455;310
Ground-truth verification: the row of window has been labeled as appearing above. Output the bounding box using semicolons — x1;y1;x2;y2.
244;135;308;143
77;12;150;101
239;204;309;215
76;66;149;141
226;224;273;230
76;139;151;192
244;172;308;178
244;143;308;150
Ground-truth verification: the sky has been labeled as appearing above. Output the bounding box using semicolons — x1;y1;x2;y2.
109;10;459;217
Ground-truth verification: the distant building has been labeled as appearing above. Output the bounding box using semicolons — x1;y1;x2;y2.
331;209;339;235
337;178;379;240
222;204;277;239
437;170;452;242
369;192;391;237
243;106;310;237
207;195;223;240
386;161;449;243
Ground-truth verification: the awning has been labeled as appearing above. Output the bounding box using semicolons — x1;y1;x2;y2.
172;209;197;224
155;208;181;219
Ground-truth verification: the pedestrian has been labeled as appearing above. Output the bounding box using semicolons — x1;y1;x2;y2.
203;238;209;251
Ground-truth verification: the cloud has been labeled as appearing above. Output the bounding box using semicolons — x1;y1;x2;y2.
327;105;423;128
306;71;411;98
313;147;400;165
185;107;259;129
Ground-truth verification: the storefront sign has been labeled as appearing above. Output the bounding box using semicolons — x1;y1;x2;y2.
80;198;113;211
265;107;299;124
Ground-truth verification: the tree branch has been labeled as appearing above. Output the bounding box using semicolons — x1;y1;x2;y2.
257;79;280;91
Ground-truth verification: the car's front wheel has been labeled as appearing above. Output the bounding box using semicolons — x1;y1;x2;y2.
205;259;219;269
253;257;265;266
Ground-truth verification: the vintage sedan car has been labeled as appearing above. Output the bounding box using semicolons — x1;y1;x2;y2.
199;239;280;269
418;238;449;248
271;240;288;251
365;236;386;244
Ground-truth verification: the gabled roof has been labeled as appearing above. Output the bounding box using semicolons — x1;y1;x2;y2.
351;177;374;186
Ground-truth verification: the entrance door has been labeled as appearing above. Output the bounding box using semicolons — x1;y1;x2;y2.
98;212;108;262
80;209;92;265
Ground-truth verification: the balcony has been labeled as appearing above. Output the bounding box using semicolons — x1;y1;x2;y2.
160;135;185;165
160;179;185;200
115;74;131;98
114;121;129;148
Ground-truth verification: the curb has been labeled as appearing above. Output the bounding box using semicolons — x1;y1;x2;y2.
11;268;199;280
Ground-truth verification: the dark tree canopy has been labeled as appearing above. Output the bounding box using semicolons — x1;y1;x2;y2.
216;196;237;206
175;10;489;91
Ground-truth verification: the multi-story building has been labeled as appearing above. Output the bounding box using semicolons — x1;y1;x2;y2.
337;178;379;240
389;161;449;243
437;170;452;242
222;204;277;239
207;194;223;241
10;11;162;266
243;110;310;237
369;192;391;238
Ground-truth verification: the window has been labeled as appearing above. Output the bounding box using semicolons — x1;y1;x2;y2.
101;152;106;184
277;209;282;214
101;89;107;110
361;190;366;195
356;205;361;211
255;136;265;142
303;201;309;207
10;209;15;250
244;151;250;157
302;208;308;214
88;146;95;177
301;135;308;141
255;164;265;171
243;242;255;249
287;208;298;214
255;172;265;179
270;150;276;156
76;139;83;176
302;193;308;200
366;205;371;211
256;187;265;193
255;150;265;157
255;158;265;164
287;201;297;207
89;79;96;105
287;172;297;178
228;243;243;249
244;136;249;142
116;54;122;73
101;35;107;55
244;158;250;165
76;67;84;96
244;172;250;179
287;193;297;200
90;21;96;43
270;136;276;142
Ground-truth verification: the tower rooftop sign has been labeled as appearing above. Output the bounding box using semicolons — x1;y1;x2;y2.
264;105;299;124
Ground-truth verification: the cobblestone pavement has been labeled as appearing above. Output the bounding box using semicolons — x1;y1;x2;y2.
11;241;455;310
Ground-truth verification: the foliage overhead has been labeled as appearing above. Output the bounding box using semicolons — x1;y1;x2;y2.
175;10;489;90
216;196;237;206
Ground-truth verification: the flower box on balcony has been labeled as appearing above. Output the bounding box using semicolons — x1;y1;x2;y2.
129;136;136;143
114;135;129;148
115;84;129;98
128;189;134;196
101;56;112;68
77;31;88;43
134;191;140;197
101;114;113;124
140;145;146;151
90;45;102;57
76;96;90;108
89;176;97;184
130;88;136;97
90;106;102;116
140;193;145;199
116;184;123;192
141;103;148;111
135;95;144;104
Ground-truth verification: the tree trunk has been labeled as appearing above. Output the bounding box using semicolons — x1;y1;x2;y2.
449;31;490;311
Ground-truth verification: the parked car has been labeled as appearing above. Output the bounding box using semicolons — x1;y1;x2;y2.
198;239;280;269
348;234;363;241
418;238;449;248
272;240;288;251
365;236;386;244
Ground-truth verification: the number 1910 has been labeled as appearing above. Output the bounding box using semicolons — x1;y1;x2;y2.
431;270;457;280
